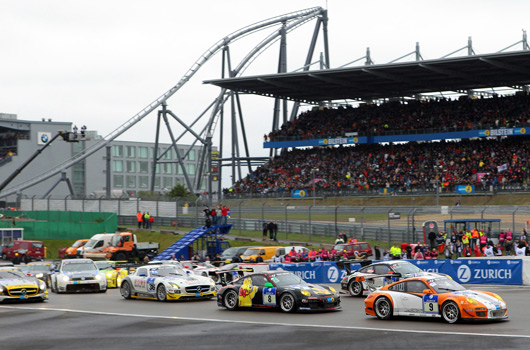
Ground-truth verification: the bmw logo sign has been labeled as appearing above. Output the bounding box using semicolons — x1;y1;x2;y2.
41;134;49;143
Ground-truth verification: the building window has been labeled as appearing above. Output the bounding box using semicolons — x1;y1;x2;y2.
138;146;148;159
113;175;124;188
126;161;136;173
188;149;195;161
126;146;136;158
126;175;136;188
139;161;148;173
163;163;173;174
154;177;161;189
163;148;172;160
163;177;173;189
176;164;184;175
112;145;123;157
187;163;195;175
113;160;123;172
139;176;149;188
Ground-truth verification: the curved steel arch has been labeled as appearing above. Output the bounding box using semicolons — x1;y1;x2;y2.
0;7;326;198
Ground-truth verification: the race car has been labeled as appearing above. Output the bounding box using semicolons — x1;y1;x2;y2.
365;276;508;323
217;271;341;312
0;268;48;302
94;261;129;288
50;259;107;293
120;264;216;301
183;261;219;280
340;260;443;297
20;262;55;288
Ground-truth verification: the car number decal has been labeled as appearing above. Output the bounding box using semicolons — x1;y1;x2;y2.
146;277;156;293
423;294;439;314
263;287;276;305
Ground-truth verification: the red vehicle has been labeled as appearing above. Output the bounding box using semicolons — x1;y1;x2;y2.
334;242;373;259
1;240;45;262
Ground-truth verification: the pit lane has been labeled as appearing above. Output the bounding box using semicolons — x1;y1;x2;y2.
1;284;528;349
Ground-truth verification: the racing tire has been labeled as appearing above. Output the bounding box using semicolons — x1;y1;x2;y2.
156;285;167;302
441;301;460;324
121;281;132;299
115;252;127;261
348;280;364;297
279;293;297;313
223;289;239;310
374;296;393;320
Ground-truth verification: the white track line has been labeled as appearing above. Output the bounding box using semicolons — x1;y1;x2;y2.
1;305;528;339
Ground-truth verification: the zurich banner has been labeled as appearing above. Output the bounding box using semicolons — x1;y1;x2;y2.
408;259;523;285
268;261;362;284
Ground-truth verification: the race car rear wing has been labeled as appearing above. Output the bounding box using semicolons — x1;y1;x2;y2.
216;267;254;286
335;259;373;275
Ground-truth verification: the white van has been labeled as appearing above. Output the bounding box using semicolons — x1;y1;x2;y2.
79;233;114;259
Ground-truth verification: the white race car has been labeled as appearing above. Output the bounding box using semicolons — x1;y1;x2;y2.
0;267;48;302
340;260;444;297
50;259;107;293
120;264;216;301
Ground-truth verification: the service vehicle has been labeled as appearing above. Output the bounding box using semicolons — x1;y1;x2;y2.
266;246;310;262
365;276;508;323
220;246;253;264
1;240;45;262
0;267;48;302
50;259;107;293
64;239;89;258
21;262;55;288
333;242;373;259
217;271;341;312
241;246;283;262
94;260;129;288
86;232;159;262
120;264;216;301
340;260;444;297
78;234;114;258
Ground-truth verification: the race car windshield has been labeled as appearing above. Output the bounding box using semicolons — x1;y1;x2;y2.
428;278;466;293
392;263;423;275
271;273;306;287
0;270;26;279
150;267;186;277
62;263;98;272
25;264;50;272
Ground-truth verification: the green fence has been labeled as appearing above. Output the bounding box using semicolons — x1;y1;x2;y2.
0;211;117;240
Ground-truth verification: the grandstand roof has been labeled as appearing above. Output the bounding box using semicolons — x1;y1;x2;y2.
205;50;530;103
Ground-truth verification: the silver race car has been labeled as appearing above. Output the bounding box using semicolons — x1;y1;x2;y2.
120;264;216;301
0;267;48;302
50;259;107;293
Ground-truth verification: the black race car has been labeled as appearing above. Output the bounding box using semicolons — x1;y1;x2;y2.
217;271;341;312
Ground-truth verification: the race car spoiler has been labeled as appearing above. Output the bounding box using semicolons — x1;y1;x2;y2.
335;259;373;275
215;268;255;286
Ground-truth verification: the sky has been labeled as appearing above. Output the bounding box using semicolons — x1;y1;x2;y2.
1;0;530;187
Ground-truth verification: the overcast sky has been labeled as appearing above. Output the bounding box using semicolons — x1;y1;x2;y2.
1;0;529;187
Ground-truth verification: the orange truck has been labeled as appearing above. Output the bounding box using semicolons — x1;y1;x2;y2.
87;232;159;262
63;239;89;258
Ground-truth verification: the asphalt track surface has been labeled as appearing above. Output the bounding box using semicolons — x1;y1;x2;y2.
1;284;529;350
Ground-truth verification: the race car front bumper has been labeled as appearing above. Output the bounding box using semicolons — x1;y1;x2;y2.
298;295;341;311
166;291;217;300
0;285;48;301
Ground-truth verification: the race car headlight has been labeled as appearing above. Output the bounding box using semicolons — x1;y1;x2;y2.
170;283;180;289
39;281;46;291
95;275;102;281
62;276;70;282
301;290;311;297
493;293;504;301
329;287;336;293
36;273;44;279
106;272;113;278
466;297;478;305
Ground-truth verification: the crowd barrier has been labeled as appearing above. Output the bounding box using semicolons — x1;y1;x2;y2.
262;258;526;285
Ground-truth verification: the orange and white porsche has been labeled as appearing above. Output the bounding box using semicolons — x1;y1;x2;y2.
365;276;507;323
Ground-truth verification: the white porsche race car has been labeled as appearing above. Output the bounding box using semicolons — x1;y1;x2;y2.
120;264;216;301
50;259;107;293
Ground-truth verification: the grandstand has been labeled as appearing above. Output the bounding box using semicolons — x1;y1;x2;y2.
208;47;530;199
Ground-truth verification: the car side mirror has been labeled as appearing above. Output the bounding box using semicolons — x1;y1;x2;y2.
264;282;274;288
423;289;433;295
392;272;401;278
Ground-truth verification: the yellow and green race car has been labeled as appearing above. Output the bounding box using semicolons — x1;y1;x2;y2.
94;261;129;288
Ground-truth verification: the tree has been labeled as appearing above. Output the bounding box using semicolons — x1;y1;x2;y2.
168;184;190;198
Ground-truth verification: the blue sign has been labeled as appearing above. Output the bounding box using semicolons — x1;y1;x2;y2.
456;185;475;194
408;259;522;285
292;190;307;198
268;261;362;284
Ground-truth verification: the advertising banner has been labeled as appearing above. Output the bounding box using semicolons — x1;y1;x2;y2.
268;261;362;284
292;190;308;198
408;259;522;285
456;184;475;194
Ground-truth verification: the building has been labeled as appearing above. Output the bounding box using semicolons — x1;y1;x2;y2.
0;114;216;201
